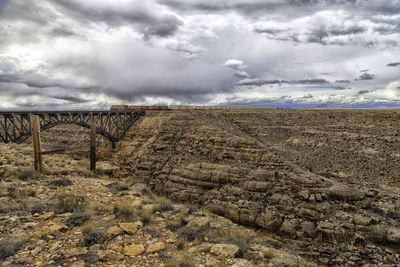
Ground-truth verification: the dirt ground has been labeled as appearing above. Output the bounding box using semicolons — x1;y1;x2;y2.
1;109;400;266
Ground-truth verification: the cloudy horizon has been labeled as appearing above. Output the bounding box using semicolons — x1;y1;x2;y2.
0;0;399;109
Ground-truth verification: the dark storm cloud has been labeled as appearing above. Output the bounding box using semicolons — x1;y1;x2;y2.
294;79;329;84
158;0;284;14
0;0;56;26
332;86;346;90
306;24;367;45
84;40;238;103
238;79;288;86
387;62;400;67
374;25;400;35
0;74;95;91
163;0;400;48
356;73;376;81
160;0;400;16
54;0;182;38
160;0;353;14
254;21;371;46
51;96;89;103
238;78;329;86
335;80;351;83
51;27;79;38
254;28;284;35
358;90;375;95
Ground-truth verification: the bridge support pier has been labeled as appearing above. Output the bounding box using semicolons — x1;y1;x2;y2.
30;115;43;173
90;122;96;172
111;140;116;150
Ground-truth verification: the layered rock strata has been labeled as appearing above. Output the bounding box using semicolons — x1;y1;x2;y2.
120;110;400;265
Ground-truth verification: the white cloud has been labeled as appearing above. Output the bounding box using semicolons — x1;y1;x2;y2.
224;59;247;70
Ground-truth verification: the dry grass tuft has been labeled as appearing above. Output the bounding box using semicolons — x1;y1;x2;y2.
7;168;43;181
0;238;25;260
113;203;137;220
7;186;36;199
57;194;85;213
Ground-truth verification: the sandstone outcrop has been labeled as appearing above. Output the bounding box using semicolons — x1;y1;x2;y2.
118;110;400;266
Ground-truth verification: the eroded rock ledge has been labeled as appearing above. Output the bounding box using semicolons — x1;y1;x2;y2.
120;111;400;266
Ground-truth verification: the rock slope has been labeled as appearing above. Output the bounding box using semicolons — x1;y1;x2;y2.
120;110;400;266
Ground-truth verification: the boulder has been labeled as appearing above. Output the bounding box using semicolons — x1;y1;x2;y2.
146;242;166;253
186;216;210;229
124;244;145;256
256;211;283;232
119;222;138;234
106;226;124;239
205;258;220;267
48;224;69;233
298;190;309;200
280;219;299;236
386;227;400;243
328;185;365;201
210;244;239;258
366;225;387;243
301;221;316;237
353;214;373;226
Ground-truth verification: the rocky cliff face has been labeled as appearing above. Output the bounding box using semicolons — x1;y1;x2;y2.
119;110;400;266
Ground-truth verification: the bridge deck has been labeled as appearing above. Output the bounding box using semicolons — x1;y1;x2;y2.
0;110;145;143
0;110;134;115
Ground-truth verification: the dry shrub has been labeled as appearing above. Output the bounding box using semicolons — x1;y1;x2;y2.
49;178;72;187
93;204;112;215
153;196;175;213
178;227;202;242
57;194;85;213
0;238;25;260
158;251;171;260
81;224;104;247
7;186;36;199
65;212;90;227
166;213;186;231
29;201;53;214
7;168;43;181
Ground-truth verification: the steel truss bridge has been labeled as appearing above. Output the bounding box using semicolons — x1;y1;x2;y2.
0;110;145;144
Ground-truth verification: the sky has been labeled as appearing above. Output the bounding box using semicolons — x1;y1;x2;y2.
0;0;399;109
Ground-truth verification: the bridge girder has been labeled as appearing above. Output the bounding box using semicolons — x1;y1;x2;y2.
0;111;145;143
